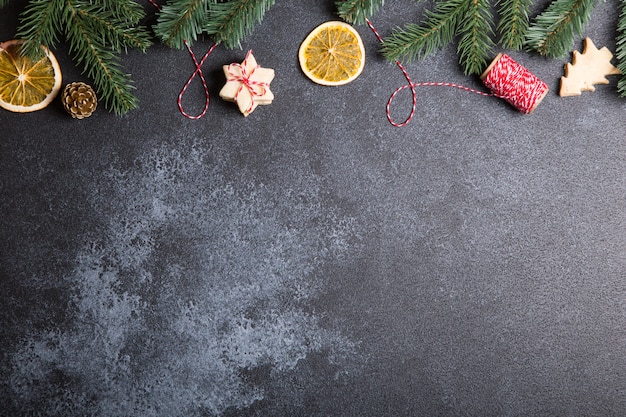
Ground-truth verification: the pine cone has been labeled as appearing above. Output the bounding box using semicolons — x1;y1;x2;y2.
62;82;97;119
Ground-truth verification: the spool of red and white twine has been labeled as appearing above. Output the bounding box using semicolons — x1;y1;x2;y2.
480;53;549;114
365;19;548;127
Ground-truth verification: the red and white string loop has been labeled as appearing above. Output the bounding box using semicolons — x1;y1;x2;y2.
149;0;216;120
177;40;218;120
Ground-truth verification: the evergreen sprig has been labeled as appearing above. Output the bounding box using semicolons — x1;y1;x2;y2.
154;0;213;48
497;0;533;50
97;0;147;23
63;0;151;115
381;0;535;75
155;0;276;49
374;0;598;74
15;0;65;59
74;2;151;53
205;0;276;49
13;0;151;115
457;0;494;75
336;0;385;25
380;0;467;67
525;0;598;57
616;0;626;96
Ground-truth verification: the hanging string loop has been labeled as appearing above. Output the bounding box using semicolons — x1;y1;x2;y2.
148;0;217;120
177;40;218;120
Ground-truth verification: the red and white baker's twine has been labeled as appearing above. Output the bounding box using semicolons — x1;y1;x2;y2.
481;53;548;114
365;18;547;127
175;40;217;119
149;0;215;119
365;18;493;127
225;51;270;114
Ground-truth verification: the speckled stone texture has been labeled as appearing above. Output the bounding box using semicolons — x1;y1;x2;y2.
1;1;625;416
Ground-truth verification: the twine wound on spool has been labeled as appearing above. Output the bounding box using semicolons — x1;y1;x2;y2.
481;53;548;114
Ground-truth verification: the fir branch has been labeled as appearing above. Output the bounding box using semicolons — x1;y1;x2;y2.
75;3;151;53
14;0;151;115
525;0;598;58
95;0;146;24
154;0;213;48
497;0;532;50
204;0;276;49
0;0;10;8
336;0;385;25
616;0;626;96
457;0;495;75
64;0;141;115
381;0;468;63
15;0;65;59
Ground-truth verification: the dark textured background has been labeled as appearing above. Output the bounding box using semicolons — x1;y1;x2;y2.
1;1;625;416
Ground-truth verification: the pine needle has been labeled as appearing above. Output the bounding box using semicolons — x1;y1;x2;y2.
336;0;385;25
12;0;151;115
64;0;143;115
75;3;151;53
381;0;467;63
525;0;598;58
16;0;65;59
97;0;147;24
204;0;276;49
457;0;495;75
154;0;213;49
497;0;532;50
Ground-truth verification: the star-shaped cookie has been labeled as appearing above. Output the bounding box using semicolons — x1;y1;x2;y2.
219;51;274;116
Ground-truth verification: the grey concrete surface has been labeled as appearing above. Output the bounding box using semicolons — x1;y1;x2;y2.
1;1;624;416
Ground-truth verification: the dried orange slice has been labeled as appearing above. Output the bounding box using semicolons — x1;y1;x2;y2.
299;21;365;86
0;39;62;113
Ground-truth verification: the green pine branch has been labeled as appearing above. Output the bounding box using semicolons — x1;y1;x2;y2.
154;0;213;48
616;0;626;96
13;0;151;115
0;0;9;7
155;0;276;49
497;0;533;50
75;3;151;53
15;0;65;59
64;0;147;115
336;0;385;25
204;0;276;49
95;0;146;23
525;0;598;57
381;0;467;65
457;0;494;75
380;0;497;75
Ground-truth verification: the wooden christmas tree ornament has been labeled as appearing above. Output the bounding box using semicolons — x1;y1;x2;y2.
560;38;621;97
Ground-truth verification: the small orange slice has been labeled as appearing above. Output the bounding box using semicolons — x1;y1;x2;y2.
299;21;365;86
0;39;62;113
